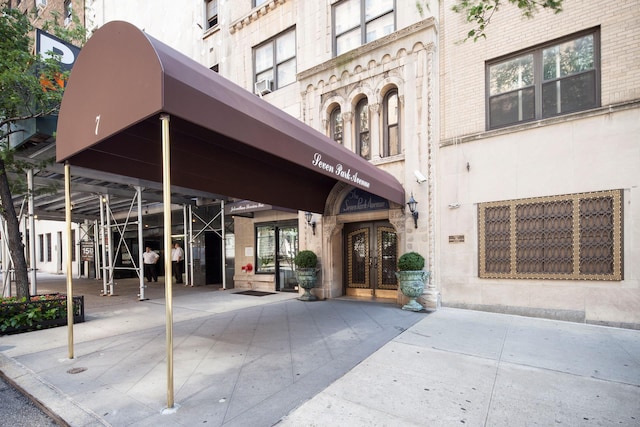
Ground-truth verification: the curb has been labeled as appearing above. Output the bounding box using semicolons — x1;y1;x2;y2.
0;352;110;427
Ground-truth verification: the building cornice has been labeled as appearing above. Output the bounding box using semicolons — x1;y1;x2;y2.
230;0;288;34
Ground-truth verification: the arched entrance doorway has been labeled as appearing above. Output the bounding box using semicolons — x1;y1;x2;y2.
344;221;398;298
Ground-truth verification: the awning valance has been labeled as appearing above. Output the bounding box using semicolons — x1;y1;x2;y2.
56;21;404;213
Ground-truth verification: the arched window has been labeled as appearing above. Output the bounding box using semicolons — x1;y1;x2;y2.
355;98;370;160
330;106;343;144
383;89;400;157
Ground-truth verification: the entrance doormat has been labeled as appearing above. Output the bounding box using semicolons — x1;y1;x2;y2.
234;290;276;297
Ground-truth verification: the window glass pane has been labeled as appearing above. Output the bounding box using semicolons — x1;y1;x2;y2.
489;54;533;96
254;0;268;7
335;0;360;35
542;71;596;118
365;13;394;43
276;30;296;62
256;226;275;273
360;132;370;159
358;101;369;132
331;107;343;143
336;27;360;55
489;87;535;128
256;69;273;83
206;0;217;17
255;43;273;74
386;91;398;125
277;58;296;87
388;125;399;156
357;100;370;159
206;0;218;28
543;34;594;80
365;0;393;20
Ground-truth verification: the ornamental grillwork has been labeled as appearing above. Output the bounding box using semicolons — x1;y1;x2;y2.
347;228;369;288
377;227;398;290
478;189;623;280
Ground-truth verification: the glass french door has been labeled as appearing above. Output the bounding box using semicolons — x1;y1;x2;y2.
345;221;398;298
277;226;298;292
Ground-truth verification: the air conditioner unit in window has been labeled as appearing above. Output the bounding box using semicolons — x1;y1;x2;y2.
254;78;273;96
36;0;47;8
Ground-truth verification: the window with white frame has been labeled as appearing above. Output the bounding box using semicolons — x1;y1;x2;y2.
254;0;268;7
333;0;394;56
487;28;599;129
254;28;296;94
355;98;370;160
64;0;72;25
383;88;399;157
330;106;343;144
205;0;218;29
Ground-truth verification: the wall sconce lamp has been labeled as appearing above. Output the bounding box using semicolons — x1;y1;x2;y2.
407;193;419;228
305;211;316;235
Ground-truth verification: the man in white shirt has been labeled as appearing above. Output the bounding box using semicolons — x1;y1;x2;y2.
142;246;160;282
171;243;184;284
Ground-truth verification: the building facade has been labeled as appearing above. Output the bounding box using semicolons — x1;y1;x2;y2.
24;0;638;327
438;0;640;328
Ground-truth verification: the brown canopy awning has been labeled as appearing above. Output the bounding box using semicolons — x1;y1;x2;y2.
56;21;404;213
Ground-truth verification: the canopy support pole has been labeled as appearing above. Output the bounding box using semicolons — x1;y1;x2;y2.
221;200;226;290
64;162;74;359
161;114;175;410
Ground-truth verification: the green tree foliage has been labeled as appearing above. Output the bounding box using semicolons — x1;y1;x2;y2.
0;4;85;298
452;0;563;41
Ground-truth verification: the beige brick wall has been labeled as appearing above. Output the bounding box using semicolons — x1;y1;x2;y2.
439;0;640;139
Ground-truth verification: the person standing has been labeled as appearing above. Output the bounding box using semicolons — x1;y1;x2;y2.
142;246;159;282
171;242;184;284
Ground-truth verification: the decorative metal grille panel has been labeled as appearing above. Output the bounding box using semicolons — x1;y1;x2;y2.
484;206;511;273
579;196;615;275
378;227;398;290
347;228;369;288
479;189;623;280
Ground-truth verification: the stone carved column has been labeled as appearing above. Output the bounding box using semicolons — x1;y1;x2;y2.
419;44;439;311
342;111;353;152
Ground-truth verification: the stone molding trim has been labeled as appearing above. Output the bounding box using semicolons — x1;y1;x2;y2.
440;99;640;148
298;17;436;84
230;0;288;34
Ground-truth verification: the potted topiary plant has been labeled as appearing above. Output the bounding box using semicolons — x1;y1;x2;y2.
395;251;429;311
294;250;318;301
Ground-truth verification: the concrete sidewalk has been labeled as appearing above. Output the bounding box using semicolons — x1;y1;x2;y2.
1;275;639;426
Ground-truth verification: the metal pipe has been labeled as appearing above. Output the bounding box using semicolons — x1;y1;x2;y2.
105;194;114;295
136;186;145;300
64;163;74;359
183;204;189;286
188;204;194;286
221;200;226;290
161;114;174;409
99;196;107;293
93;219;100;280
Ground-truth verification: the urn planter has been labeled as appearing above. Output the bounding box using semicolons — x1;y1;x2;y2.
395;270;429;311
294;250;318;301
396;251;427;312
295;268;318;301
